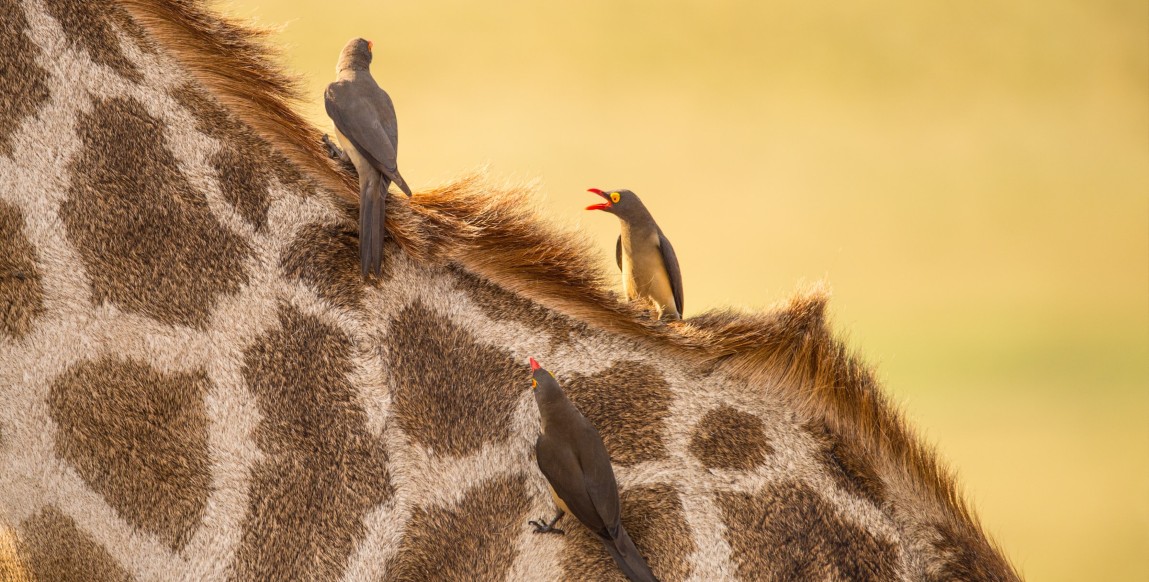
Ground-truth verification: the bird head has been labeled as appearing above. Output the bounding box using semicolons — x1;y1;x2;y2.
586;188;643;220
336;38;373;72
529;357;560;396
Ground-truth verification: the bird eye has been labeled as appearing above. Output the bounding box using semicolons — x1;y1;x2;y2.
531;378;538;389
610;192;621;203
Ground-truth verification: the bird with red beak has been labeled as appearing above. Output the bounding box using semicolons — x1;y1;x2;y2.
527;357;659;582
586;188;684;320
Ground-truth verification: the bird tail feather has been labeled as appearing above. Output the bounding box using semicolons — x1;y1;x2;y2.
602;524;659;582
359;179;386;277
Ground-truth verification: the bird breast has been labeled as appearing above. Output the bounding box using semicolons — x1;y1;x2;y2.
621;232;674;307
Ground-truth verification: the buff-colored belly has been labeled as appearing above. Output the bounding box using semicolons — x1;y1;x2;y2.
621;233;677;317
547;482;571;514
334;128;368;174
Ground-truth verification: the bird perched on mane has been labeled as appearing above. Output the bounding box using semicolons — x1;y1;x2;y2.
586;188;684;320
323;37;412;278
528;357;659;582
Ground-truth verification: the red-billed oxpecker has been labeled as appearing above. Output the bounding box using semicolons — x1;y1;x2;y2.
323;38;412;279
586;188;684;320
528;357;659;582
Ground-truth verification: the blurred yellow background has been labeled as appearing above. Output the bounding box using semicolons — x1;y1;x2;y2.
215;1;1148;579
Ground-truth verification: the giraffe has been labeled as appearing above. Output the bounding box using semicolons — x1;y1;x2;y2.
0;0;1020;580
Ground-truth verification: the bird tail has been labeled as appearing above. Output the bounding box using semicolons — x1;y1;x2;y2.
602;524;659;582
359;179;386;278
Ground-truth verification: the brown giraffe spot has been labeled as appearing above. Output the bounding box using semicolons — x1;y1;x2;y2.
234;304;392;582
0;0;52;157
0;201;44;339
40;0;142;83
562;362;671;466
689;405;774;471
451;267;585;341
928;521;1019;582
60;96;250;329
561;483;694;582
169;84;271;230
48;357;212;552
806;420;887;507
385;302;524;457
382;475;531;582
280;222;385;311
717;480;900;581
207;146;270;230
17;507;132;582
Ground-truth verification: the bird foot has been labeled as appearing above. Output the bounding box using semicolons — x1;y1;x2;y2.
322;134;357;172
322;133;342;159
529;518;565;535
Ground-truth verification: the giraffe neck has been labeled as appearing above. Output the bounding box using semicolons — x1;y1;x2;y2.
0;1;1019;580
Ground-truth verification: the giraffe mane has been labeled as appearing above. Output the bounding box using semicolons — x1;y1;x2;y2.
111;0;1012;570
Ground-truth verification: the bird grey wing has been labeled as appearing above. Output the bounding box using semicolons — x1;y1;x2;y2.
658;232;684;316
615;235;623;271
370;91;412;196
325;82;403;182
578;425;622;537
536;434;610;536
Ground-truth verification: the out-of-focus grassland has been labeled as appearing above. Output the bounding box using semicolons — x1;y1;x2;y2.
216;1;1148;579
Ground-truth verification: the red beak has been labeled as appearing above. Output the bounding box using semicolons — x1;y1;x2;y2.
586;188;612;211
529;357;541;371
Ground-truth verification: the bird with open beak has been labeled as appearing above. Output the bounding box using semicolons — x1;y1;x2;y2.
323;37;412;279
528;357;659;582
586;188;684;320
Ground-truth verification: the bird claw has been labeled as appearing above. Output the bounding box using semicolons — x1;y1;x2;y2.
322;135;357;173
322;133;342;159
529;518;565;535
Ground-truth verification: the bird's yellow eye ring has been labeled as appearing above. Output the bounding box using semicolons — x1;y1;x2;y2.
610;192;620;204
531;378;538;389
